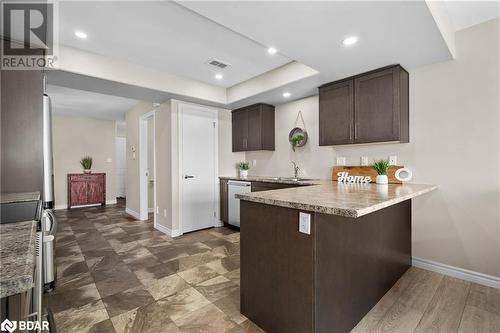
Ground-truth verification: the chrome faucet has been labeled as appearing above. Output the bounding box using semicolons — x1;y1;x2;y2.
291;161;300;179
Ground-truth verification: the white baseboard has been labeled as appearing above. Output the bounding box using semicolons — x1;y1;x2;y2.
125;208;141;220
413;257;500;289
155;223;182;238
55;199;117;210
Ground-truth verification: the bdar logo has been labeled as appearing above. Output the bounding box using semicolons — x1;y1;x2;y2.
0;319;17;333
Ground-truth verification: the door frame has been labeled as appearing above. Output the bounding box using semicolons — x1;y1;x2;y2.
139;110;156;227
177;101;219;235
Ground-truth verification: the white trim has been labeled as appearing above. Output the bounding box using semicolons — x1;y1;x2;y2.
413;257;500;289
139;110;156;225
125;207;141;220
177;101;219;235
148;207;154;213
155;223;182;238
55;200;118;210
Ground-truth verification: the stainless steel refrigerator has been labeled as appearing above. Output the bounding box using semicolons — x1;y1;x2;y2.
42;80;57;291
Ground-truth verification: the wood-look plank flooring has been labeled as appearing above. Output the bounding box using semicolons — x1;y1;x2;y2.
352;268;500;333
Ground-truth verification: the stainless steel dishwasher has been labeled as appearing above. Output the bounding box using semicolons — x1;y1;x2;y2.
228;180;251;227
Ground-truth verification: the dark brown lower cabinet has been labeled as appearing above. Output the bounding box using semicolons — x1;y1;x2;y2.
220;179;228;223
240;200;411;333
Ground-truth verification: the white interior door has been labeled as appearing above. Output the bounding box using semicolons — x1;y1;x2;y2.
115;137;126;197
180;103;217;233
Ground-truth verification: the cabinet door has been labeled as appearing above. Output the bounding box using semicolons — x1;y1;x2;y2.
232;110;248;152
70;180;88;206
87;177;104;204
319;80;354;145
246;105;262;151
354;67;399;143
219;180;228;223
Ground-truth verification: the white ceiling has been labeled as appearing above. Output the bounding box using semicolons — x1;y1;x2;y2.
178;1;452;83
444;1;500;31
47;84;139;121
58;1;291;88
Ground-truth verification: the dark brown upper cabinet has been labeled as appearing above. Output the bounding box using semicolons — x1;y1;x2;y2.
319;80;354;145
319;65;409;146
232;103;275;152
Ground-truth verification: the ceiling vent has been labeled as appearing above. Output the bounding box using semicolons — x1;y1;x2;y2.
207;58;231;70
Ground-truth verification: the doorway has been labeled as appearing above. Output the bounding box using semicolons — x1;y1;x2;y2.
139;111;156;225
178;102;218;234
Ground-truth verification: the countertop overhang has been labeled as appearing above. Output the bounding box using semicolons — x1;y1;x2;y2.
233;179;437;218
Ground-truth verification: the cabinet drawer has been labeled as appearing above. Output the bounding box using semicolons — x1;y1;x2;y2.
69;174;102;182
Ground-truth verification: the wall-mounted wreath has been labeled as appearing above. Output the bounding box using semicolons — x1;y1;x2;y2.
289;111;308;152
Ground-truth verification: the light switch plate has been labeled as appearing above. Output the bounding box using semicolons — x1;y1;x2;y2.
361;156;369;166
106;158;113;163
299;212;311;235
389;155;398;165
252;160;257;166
336;157;346;166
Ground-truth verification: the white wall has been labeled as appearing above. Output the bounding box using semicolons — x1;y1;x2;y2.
53;115;116;208
218;109;246;176
246;18;500;278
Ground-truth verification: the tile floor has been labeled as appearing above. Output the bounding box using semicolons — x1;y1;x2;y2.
48;200;500;333
48;200;261;333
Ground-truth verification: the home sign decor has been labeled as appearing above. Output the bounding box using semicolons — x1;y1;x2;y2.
337;172;371;183
332;166;404;184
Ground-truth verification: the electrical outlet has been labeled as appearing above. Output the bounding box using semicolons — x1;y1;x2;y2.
299;212;311;235
106;157;113;163
361;156;369;166
252;160;257;166
336;157;346;166
389;155;398;165
163;209;167;217
156;206;159;214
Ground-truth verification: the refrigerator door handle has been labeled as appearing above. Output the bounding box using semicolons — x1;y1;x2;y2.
46;209;57;235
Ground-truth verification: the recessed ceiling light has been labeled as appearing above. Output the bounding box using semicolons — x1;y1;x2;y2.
74;31;88;39
342;36;358;46
267;47;277;55
215;73;223;80
283;92;291;98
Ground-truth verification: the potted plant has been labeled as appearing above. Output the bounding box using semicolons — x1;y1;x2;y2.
373;159;390;185
80;156;93;174
290;133;305;152
238;162;250;178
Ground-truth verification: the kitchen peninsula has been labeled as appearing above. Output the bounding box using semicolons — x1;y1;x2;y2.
236;181;437;333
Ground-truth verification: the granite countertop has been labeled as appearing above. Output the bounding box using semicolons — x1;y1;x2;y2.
235;179;437;218
1;191;40;204
0;220;37;297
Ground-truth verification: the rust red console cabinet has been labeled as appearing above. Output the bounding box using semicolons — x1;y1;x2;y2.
67;173;106;209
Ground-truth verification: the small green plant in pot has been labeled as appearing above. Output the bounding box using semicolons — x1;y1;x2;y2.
373;159;390;185
238;162;250;178
80;156;93;174
290;133;305;152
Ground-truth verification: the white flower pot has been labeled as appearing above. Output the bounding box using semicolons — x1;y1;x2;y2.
239;170;248;178
83;169;92;174
376;175;388;185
